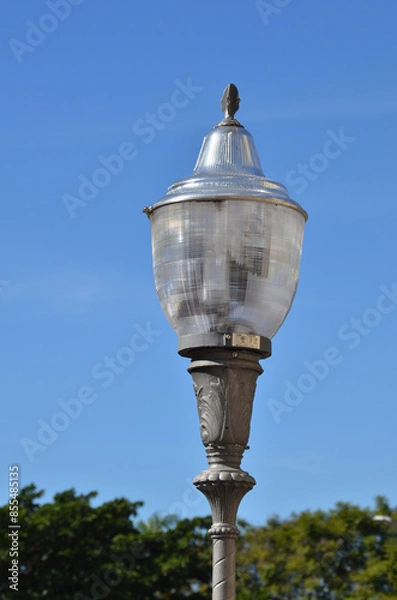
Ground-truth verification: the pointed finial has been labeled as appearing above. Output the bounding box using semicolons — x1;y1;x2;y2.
217;84;243;127
221;84;240;119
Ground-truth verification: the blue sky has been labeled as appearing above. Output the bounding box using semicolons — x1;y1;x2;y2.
1;0;397;525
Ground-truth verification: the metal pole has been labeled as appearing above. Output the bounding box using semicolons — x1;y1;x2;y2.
184;346;269;599
212;535;237;599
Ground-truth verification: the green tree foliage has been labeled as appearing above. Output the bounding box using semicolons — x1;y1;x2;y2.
0;484;211;599
0;485;396;599
236;499;397;599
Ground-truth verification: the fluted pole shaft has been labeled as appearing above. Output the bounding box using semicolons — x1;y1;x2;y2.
185;347;267;600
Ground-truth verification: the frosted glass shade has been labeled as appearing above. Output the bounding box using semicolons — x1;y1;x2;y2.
151;199;305;339
147;122;307;340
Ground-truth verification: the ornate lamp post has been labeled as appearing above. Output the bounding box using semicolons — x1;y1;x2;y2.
144;84;308;599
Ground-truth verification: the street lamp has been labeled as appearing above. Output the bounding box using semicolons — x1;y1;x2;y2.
144;84;308;599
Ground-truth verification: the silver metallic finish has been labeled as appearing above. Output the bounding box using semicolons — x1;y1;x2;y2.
143;84;307;221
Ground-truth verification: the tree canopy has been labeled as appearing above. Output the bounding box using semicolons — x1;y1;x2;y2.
0;485;396;599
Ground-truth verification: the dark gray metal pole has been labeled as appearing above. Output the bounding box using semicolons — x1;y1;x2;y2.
181;344;270;600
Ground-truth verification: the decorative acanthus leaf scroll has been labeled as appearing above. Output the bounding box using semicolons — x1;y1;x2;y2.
193;371;257;448
193;377;224;445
